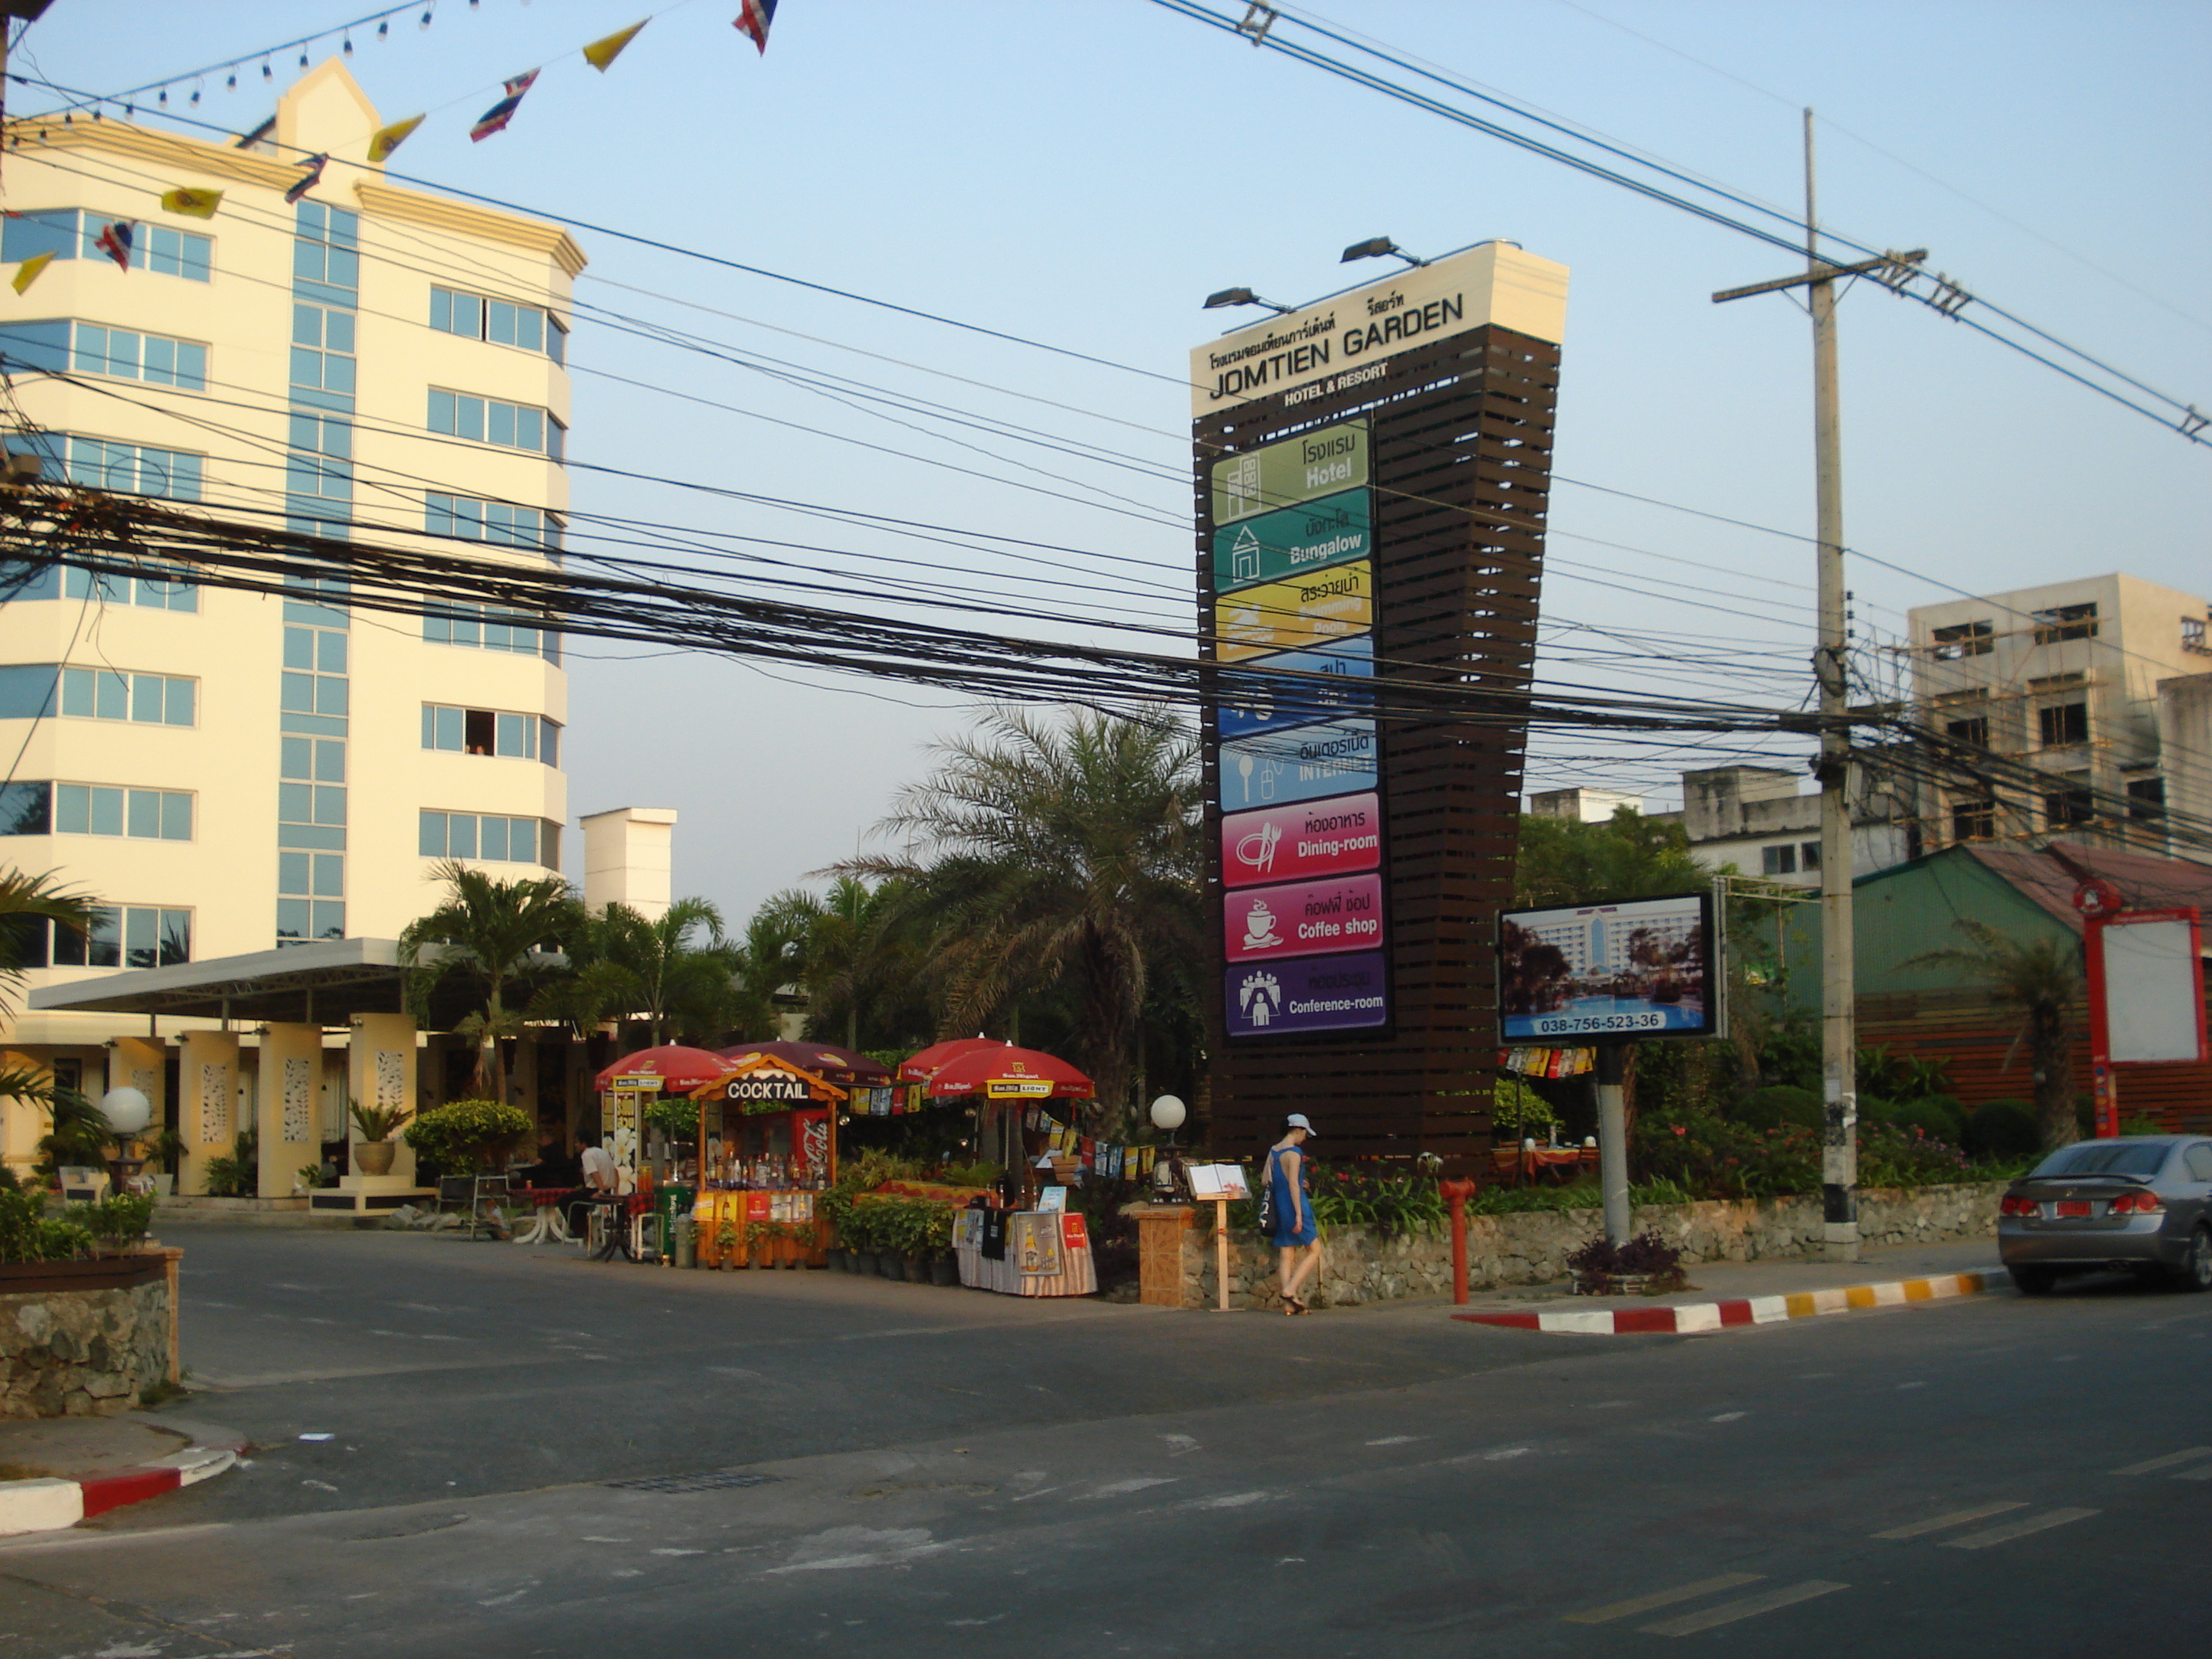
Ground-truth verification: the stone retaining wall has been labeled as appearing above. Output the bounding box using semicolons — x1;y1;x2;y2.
0;1272;171;1419
1169;1182;2004;1311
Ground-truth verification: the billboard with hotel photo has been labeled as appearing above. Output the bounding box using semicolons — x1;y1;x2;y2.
1498;890;1725;1044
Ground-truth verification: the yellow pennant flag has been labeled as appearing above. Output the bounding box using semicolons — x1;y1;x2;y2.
160;186;223;220
582;18;647;72
368;114;424;164
11;251;55;295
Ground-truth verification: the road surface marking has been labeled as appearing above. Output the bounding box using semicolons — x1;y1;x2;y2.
1896;1381;1927;1390
1709;1412;1747;1422
1075;1478;1177;1500
1562;1573;1763;1624
1365;1435;1419;1445
1640;1581;1848;1636
1874;1501;2027;1539
2174;1465;2212;1482
2113;1447;2212;1475
1943;1508;2099;1550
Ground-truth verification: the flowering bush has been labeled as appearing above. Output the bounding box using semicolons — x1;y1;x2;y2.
1634;1107;1981;1200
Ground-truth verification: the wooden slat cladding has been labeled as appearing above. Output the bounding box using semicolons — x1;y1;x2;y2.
1195;326;1559;1166
1858;990;2212;1136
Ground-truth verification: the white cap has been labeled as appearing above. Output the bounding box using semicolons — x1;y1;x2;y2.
1286;1113;1319;1136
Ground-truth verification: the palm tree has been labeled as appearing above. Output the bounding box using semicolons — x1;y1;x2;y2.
839;706;1203;1133
0;868;102;1169
400;861;577;1101
542;898;739;1048
0;867;97;1018
1908;919;2082;1151
763;876;923;1051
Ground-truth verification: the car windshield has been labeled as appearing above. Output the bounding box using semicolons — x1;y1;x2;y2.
2031;1143;2169;1178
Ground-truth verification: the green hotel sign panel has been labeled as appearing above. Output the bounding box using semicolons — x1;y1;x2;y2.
1208;422;1369;527
1212;487;1372;593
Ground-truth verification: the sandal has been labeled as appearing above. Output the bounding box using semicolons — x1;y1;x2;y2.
1283;1294;1307;1316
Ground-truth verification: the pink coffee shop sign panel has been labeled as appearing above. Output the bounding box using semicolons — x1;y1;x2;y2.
1223;873;1385;963
1220;793;1381;890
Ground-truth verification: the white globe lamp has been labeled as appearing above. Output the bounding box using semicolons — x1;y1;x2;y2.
1148;1094;1186;1133
99;1086;153;1138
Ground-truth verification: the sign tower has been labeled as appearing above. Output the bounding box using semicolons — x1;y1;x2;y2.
1193;242;1570;1166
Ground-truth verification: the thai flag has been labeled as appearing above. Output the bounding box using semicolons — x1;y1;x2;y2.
469;70;541;143
733;0;776;55
94;221;134;271
284;153;328;206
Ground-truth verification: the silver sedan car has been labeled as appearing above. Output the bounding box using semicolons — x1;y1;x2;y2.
1997;1135;2212;1295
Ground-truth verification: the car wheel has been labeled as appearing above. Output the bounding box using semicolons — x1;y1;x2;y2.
2167;1228;2212;1294
2009;1264;2057;1296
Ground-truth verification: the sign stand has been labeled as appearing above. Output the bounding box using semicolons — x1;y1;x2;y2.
1185;1161;1250;1311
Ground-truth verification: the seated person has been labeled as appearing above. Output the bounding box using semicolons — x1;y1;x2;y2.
562;1136;620;1236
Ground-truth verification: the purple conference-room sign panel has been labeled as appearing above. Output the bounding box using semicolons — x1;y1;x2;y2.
1223;873;1384;964
1220;791;1381;889
1224;950;1390;1038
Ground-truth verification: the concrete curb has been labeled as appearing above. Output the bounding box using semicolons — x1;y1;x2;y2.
1452;1269;1999;1336
0;1435;243;1537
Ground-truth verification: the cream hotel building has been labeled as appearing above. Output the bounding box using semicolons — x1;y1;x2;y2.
0;63;584;1196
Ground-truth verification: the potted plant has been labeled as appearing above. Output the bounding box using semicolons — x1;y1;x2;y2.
1566;1231;1688;1297
140;1125;186;1197
923;1205;958;1287
893;1201;930;1283
842;1202;879;1277
715;1211;741;1270
349;1100;414;1177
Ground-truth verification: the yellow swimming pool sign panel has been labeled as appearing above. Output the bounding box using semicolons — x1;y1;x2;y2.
1214;562;1373;663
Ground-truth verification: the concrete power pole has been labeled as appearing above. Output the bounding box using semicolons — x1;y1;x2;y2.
1714;114;1928;1262
1802;111;1858;1264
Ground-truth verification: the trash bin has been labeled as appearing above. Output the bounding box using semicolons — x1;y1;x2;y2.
653;1184;696;1266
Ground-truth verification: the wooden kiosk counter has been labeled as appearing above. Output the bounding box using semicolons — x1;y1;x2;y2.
684;1053;846;1268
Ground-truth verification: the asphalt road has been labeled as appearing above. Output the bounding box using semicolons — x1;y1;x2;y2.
2;1226;2207;1657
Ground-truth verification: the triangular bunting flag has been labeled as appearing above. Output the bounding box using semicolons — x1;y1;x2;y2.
583;19;647;72
284;153;328;206
368;114;423;164
94;221;134;270
160;187;222;219
11;251;55;294
733;0;777;55
470;69;541;143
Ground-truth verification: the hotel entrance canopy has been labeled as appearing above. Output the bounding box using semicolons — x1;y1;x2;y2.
24;937;498;1028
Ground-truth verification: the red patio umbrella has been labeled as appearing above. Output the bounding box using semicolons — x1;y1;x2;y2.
921;1043;1094;1101
592;1044;735;1093
716;1040;892;1088
896;1036;1004;1086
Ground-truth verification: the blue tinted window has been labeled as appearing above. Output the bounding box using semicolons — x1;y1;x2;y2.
0;320;70;374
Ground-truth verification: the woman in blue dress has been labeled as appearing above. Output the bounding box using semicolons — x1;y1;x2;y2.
1264;1114;1321;1314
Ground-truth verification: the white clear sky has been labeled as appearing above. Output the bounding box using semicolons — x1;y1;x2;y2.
13;1;2209;927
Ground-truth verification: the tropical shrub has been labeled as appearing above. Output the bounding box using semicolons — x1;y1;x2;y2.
1491;1074;1561;1137
200;1123;258;1197
1732;1085;1821;1132
71;1192;154;1250
1567;1230;1685;1290
1887;1096;1967;1146
1966;1099;2039;1161
404;1100;534;1171
0;1189;91;1262
1309;1164;1446;1240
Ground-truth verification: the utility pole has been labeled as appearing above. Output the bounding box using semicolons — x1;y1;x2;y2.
1715;114;1924;1262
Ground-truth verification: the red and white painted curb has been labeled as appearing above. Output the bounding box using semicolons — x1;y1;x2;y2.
0;1438;241;1537
1453;1269;1997;1336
